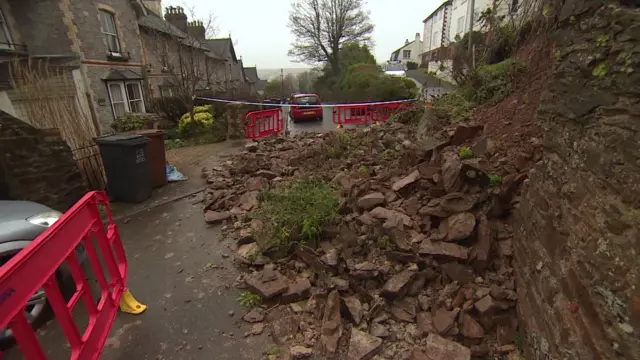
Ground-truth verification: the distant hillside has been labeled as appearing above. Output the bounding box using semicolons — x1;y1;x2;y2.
257;68;311;80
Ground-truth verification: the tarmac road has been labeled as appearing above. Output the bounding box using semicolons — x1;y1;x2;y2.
3;196;271;360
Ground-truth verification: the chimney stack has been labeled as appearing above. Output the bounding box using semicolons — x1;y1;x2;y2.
415;32;421;42
405;39;409;45
187;20;205;40
164;6;187;33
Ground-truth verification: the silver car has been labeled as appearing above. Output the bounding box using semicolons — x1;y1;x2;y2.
0;200;86;349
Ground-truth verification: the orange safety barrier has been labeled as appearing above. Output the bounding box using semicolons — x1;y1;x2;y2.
245;108;284;139
332;101;413;127
0;191;132;360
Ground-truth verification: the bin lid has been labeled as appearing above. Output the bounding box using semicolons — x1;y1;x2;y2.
133;129;164;138
94;134;150;146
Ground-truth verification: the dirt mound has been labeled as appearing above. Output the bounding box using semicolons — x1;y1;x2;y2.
467;36;553;175
200;118;526;359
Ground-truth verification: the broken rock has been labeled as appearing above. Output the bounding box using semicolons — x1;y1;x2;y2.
204;210;231;224
245;176;269;191
290;346;313;359
321;290;342;355
347;328;383;360
357;192;386;210
282;278;312;303
392;170;420;192
342;296;363;325
439;192;476;213
442;212;476;242
382;264;418;299
419;238;469;260
370;207;412;227
242;307;265;323
441;262;475;285
433;308;457;335
370;322;389;338
390;298;417;322
460;313;485;339
417;312;436;335
425;333;471;360
245;266;289;299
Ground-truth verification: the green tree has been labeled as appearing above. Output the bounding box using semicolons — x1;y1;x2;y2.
263;79;281;97
288;0;374;75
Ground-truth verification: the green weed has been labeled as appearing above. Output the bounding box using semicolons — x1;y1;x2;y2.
459;146;474;159
489;174;503;187
379;235;394;250
592;63;607;78
596;34;609;47
253;179;341;249
380;149;396;161
267;346;280;356
237;292;262;308
358;165;369;173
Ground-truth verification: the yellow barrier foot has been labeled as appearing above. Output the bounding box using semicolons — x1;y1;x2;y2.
375;122;381;126
336;124;343;129
119;288;148;315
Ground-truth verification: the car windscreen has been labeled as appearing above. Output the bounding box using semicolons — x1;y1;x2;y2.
385;63;405;71
294;96;319;105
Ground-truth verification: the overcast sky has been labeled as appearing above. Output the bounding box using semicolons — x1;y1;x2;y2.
162;0;444;69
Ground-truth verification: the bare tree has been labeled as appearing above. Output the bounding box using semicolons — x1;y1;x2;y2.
288;0;374;75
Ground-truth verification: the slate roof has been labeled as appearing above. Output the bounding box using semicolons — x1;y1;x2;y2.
101;68;144;81
243;67;259;83
138;11;218;55
423;1;451;23
204;38;238;62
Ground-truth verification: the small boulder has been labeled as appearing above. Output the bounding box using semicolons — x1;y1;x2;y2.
425;333;471;360
204;210;231;224
419;238;469;260
290;346;313;359
242;307;265;323
282;278;312;303
357;192;386;210
441;262;475;285
460;313;485;339
342;296;363;325
433;308;457;335
370;322;389;338
321;290;342;355
442;212;476;242
245;266;289;299
392;170;420;192
245;176;269;191
382;265;418;299
347;328;383;360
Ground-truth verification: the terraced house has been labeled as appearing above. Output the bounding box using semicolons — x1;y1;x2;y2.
0;0;252;137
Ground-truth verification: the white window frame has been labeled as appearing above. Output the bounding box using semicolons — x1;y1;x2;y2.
402;50;411;59
99;10;121;55
107;80;146;119
0;9;14;50
126;82;144;113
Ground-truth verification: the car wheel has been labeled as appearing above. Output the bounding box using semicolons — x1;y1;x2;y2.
0;256;62;351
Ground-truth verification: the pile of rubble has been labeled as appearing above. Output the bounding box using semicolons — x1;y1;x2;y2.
201;118;536;360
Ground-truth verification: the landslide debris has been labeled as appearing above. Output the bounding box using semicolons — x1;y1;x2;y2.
201;114;533;359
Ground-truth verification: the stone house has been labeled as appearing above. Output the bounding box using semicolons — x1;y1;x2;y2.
137;5;227;98
420;0;453;80
205;37;248;93
0;0;149;133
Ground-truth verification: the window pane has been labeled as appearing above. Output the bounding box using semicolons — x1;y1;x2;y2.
0;27;8;46
107;35;119;52
113;103;126;118
109;84;123;102
100;11;116;34
130;100;143;113
126;83;141;101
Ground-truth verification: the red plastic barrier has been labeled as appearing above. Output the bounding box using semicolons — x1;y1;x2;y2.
332;102;411;126
245;108;284;139
0;191;126;360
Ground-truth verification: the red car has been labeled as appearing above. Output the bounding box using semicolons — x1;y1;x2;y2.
289;93;323;122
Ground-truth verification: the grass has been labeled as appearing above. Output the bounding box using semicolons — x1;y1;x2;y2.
267;346;281;356
380;149;396;161
237;292;262;308
324;131;367;159
489;174;503;187
252;179;341;249
459;145;474;159
358;165;369;173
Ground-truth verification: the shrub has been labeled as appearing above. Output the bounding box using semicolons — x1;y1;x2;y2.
253;179;341;249
177;105;214;137
149;96;188;126
406;61;419;70
111;113;148;132
459;146;473;159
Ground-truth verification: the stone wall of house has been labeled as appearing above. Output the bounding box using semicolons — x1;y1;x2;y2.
7;0;72;55
0;111;87;211
514;2;640;360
